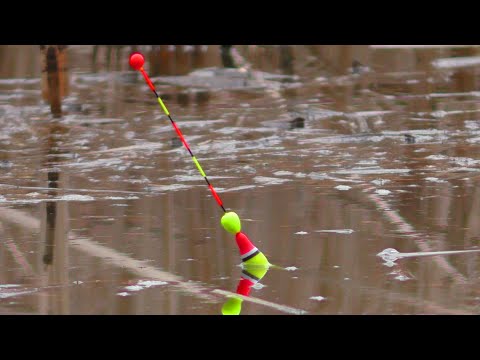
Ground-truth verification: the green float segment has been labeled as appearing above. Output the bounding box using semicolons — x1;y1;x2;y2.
192;156;206;177
129;52;225;213
157;97;170;116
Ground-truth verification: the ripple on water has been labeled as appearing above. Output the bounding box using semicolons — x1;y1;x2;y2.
150;184;196;192
333;168;411;175
217;185;257;193
253;176;291;185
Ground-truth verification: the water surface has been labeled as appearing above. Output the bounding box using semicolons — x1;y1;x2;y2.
1;45;480;314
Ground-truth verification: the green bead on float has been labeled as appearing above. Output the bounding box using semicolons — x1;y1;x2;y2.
221;297;243;315
221;211;241;234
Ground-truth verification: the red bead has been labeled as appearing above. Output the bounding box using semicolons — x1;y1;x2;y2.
129;52;145;70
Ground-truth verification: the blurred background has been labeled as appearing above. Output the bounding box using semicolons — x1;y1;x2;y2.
1;45;480;314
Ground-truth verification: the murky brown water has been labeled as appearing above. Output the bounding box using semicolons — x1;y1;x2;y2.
1;45;480;314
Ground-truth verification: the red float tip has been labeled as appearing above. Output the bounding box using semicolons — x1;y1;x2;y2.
129;52;145;71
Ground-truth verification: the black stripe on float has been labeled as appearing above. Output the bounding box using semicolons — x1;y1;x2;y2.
242;269;260;282
242;250;260;263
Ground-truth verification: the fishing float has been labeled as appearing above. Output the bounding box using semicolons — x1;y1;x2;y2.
129;52;269;267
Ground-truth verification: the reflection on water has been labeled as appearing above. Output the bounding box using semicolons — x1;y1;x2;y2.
38;122;70;314
222;265;270;315
1;45;480;314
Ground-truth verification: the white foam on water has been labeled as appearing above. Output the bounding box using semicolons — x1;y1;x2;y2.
0;289;38;299
310;172;363;183
452;157;480;167
217;185;256;193
382;129;447;136
307;108;344;119
447;168;480;173
347;110;393;117
465;120;480;130
0;284;21;288
377;248;400;261
253;176;291;185
372;179;391;186
284;266;298;271
422;109;480;118
295;231;308;235
378;247;480;263
426;92;480;99
432;56;480;69
124;285;143;292
375;189;391;195
123;280;168;293
426;154;448;161
151;184;194;192
216;126;274;135
58;195;95;201
431;110;448;118
425;177;447;183
0;78;41;85
335;185;351;191
137;280;168;288
357;160;378;166
310;296;326;301
117;292;131;296
66;158;125;169
467;137;480;143
315;229;354;234
273;170;294;176
300;135;386;145
334;168;410;175
0;199;43;204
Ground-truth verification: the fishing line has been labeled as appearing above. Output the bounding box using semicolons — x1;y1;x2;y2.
129;52;226;212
